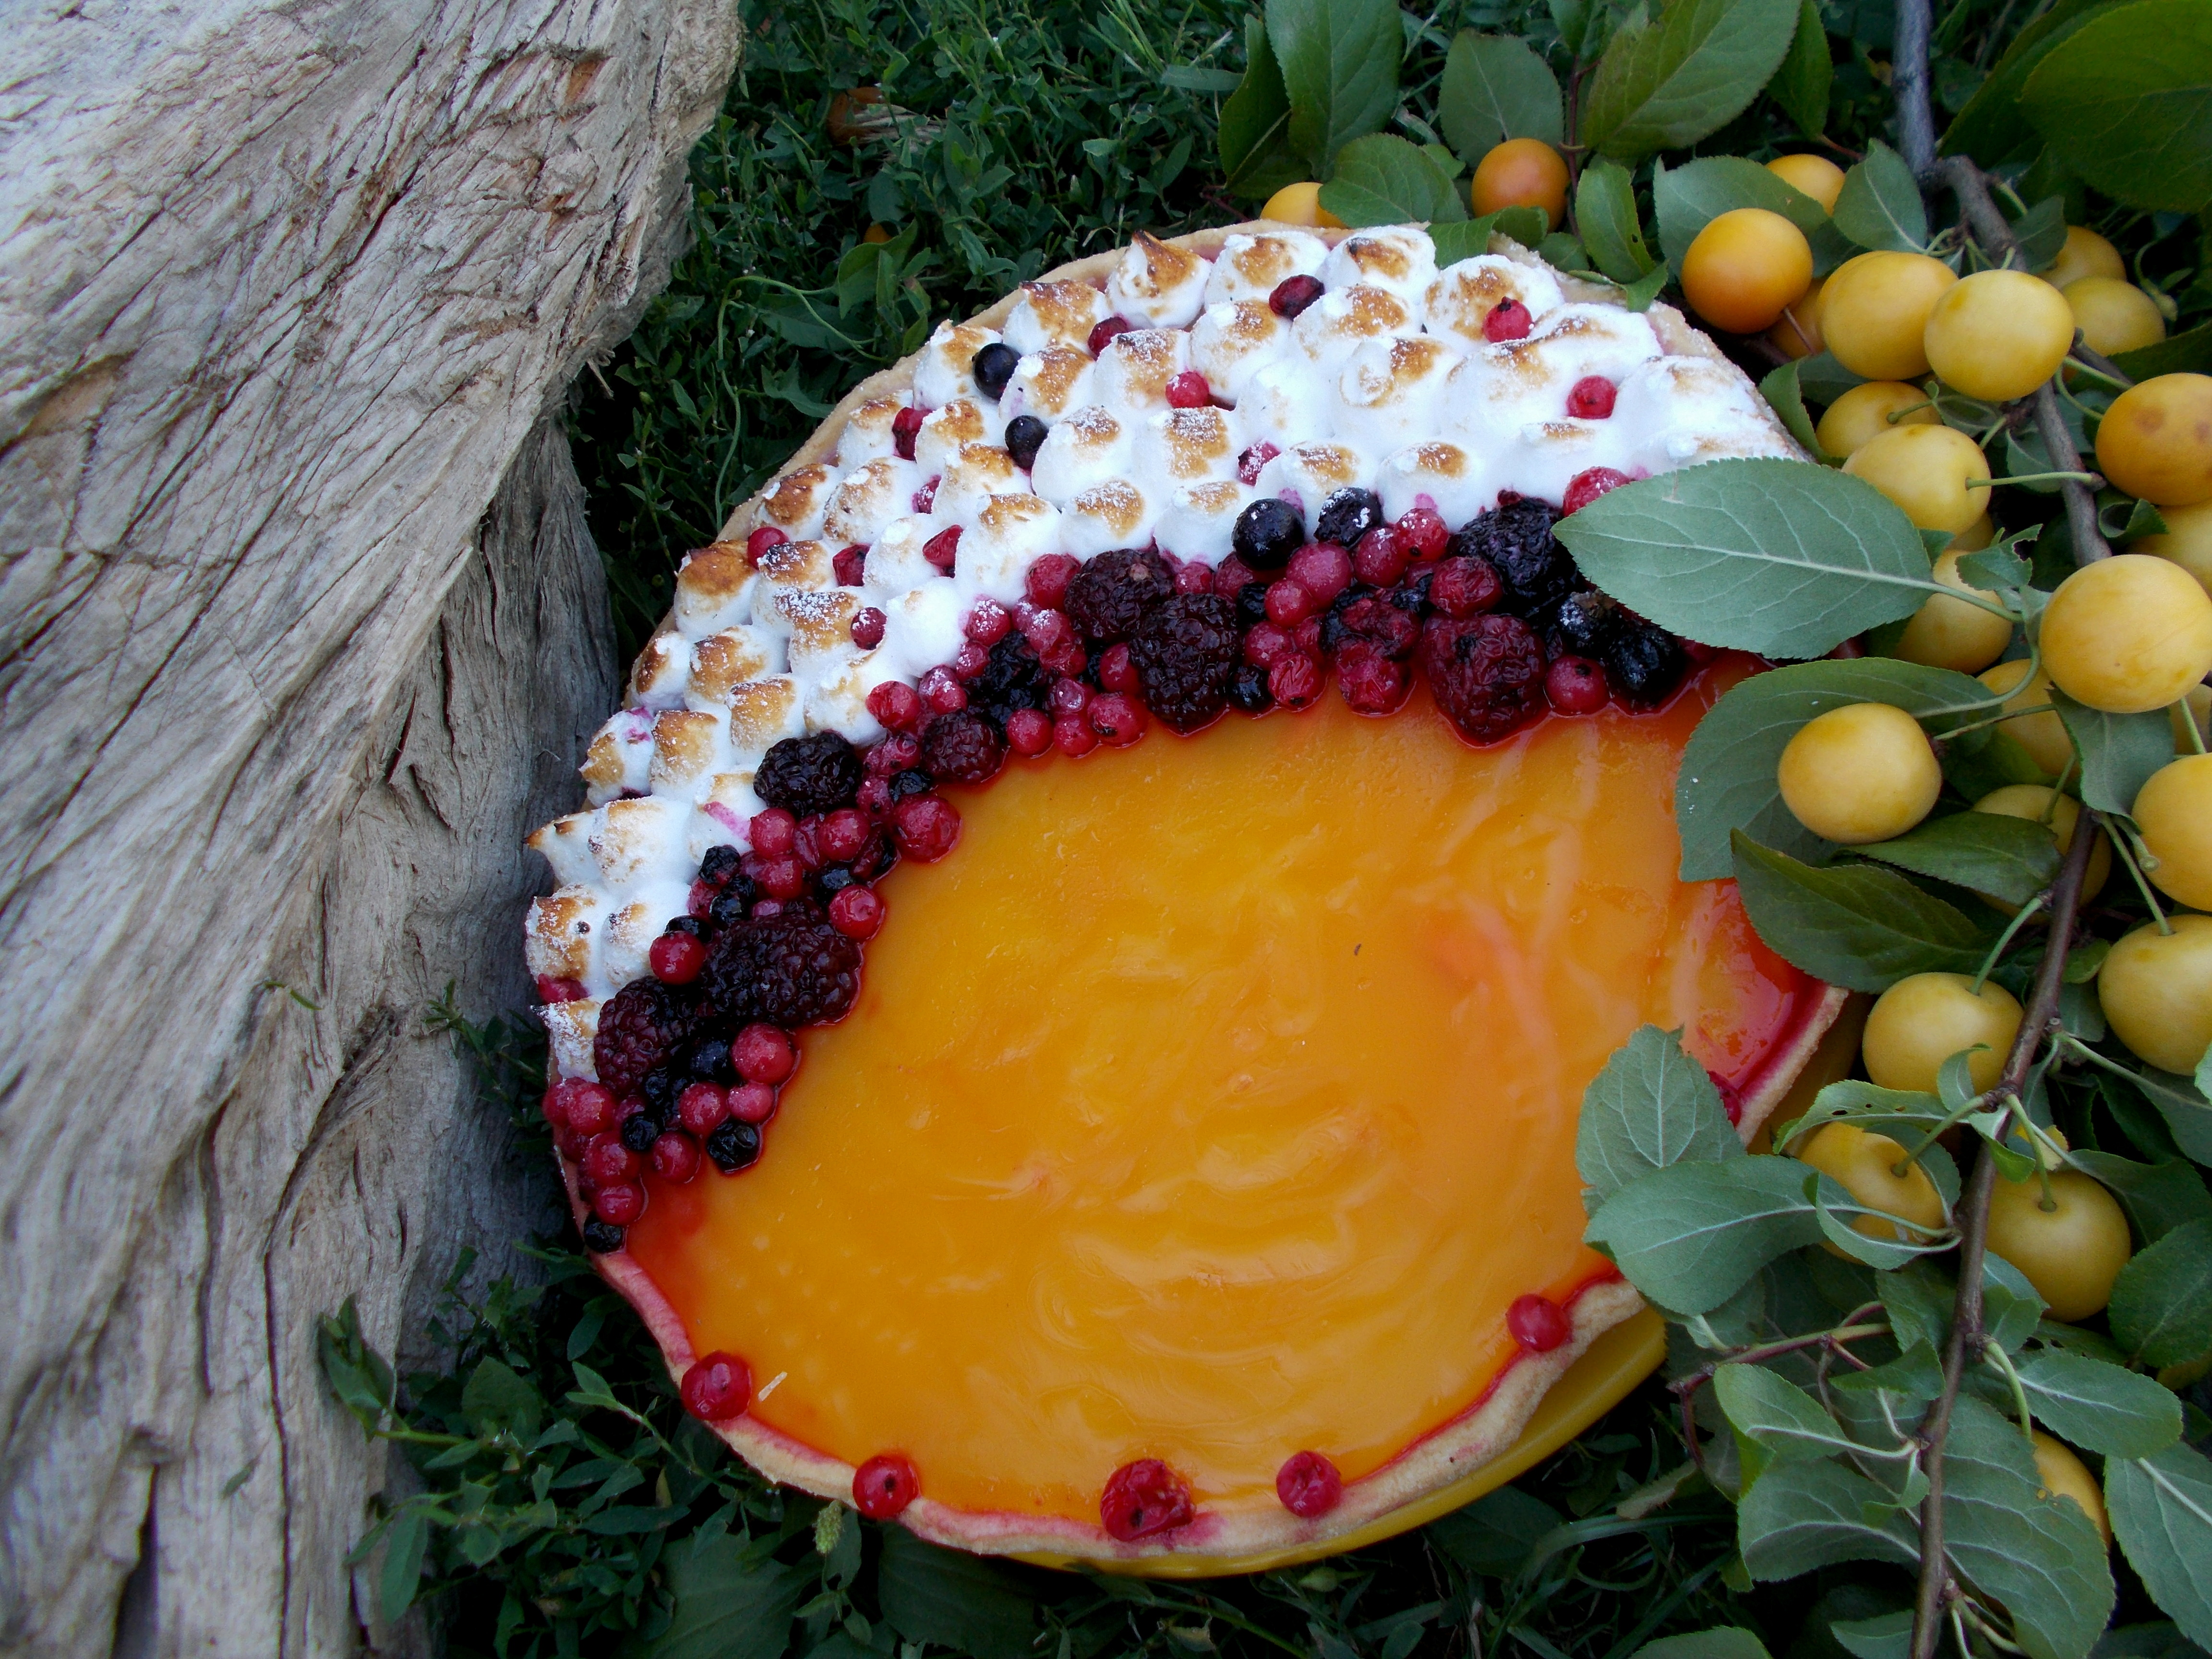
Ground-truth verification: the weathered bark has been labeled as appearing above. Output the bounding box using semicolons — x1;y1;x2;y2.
0;2;740;1653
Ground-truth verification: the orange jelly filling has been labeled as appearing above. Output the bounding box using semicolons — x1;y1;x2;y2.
627;661;1815;1523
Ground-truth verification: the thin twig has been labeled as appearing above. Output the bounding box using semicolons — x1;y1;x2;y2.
2069;339;2134;389
1896;0;1938;175
1907;814;2101;1659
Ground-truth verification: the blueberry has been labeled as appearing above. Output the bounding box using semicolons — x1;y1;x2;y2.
640;1068;683;1116
1235;581;1271;628
1004;414;1047;469
699;844;744;887
618;1110;661;1154
818;865;856;894
708;879;757;929
666;914;709;939
1603;620;1689;709
971;342;1020;399
1390;571;1433;615
1229;663;1274;713
581;1217;625;1253
889;769;933;801
1313;488;1382;549
688;1035;737;1084
705;1118;762;1173
1233;498;1306;570
1552;589;1619;656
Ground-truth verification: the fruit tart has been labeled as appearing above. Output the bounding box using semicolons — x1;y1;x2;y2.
523;222;1852;1571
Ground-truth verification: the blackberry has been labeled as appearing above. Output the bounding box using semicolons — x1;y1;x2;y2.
1313;488;1383;549
640;1068;684;1117
708;876;759;929
920;709;1006;784
889;768;933;802
705;1118;763;1173
1232;498;1305;570
1552;589;1619;657
1420;613;1549;745
699;844;745;888
581;1217;625;1254
593;978;697;1096
1602;618;1689;709
701;913;864;1028
1065;547;1176;643
1004;414;1047;470
971;342;1020;399
1234;581;1271;628
1229;663;1274;714
1129;594;1240;733
688;1035;737;1084
753;731;864;817
966;631;1054;731
1448;499;1576;613
618;1109;662;1154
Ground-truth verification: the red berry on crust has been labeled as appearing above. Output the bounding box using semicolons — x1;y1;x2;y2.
681;1352;754;1422
1101;1458;1195;1541
1421;614;1548;745
1507;1293;1571;1353
854;1454;921;1518
1276;1451;1344;1518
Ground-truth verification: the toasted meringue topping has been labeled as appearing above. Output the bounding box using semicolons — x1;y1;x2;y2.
836;395;912;465
1319;227;1437;307
916;398;990;476
687;626;784;706
1105;231;1209;328
1423;256;1567;348
1002;345;1095;422
913;320;1002;407
1093;327;1190;410
1203;230;1330;305
1004;279;1113;354
756;463;840;538
1189;301;1286;404
673;542;758;640
1062;480;1152;558
824;456;924;546
1295;285;1417;376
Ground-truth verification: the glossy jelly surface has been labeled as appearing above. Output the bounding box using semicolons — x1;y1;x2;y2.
628;663;1816;1521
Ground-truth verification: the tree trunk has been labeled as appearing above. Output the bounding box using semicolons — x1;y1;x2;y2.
0;3;740;1652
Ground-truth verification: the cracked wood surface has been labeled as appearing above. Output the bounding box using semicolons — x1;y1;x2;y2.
0;3;739;1652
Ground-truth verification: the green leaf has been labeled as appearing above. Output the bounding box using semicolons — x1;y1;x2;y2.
1634;1632;1773;1659
2114;322;2212;379
1620;261;1674;310
2106;1444;2212;1649
1585;1154;1833;1312
1431;205;1552;265
1318;135;1469;226
1674;657;1989;879
1731;833;1991;992
1738;1458;1920;1579
1268;0;1402;176
1653;155;1831;270
2066;1152;2212;1242
1797;349;1868;403
1220;17;1303;198
1769;0;1832;135
1576;1024;1743;1210
1985;1253;2049;1352
2053;688;2175;817
1759;361;1827;458
1577;158;1659;282
1831;140;1929;253
656;1537;804;1659
1582;0;1803;160
1426;1487;1562;1576
2021;0;2212;215
1551;458;1934;659
1831;1612;1914;1659
877;1527;1038;1659
1942;0;2131;167
2120;1068;2212;1165
1854;812;2061;909
1439;31;1563;162
2015;1350;2184;1457
2108;1219;2212;1368
1834;1340;1948;1400
380;1508;429;1621
461;1358;542;1443
1942;1395;2117;1659
2009;195;2072;271
1713;1363;1867;1462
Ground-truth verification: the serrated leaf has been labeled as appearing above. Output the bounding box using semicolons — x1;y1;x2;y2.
2066;1152;2212;1243
877;1528;1037;1659
1941;0;2129;167
1882;1262;1955;1355
1269;0;1402;175
1318;135;1468;226
1425;1486;1563;1576
1811;1166;1953;1266
2015;1350;2183;1457
1739;1458;1920;1579
1620;261;1673;309
2106;1444;2212;1649
1439;31;1563;162
2009;195;2072;271
1943;1395;2116;1659
2118;1068;2212;1165
1797;349;1868;403
1673;658;1991;880
1769;0;1831;135
2052;688;2174;817
1731;833;1991;992
462;1358;542;1443
2115;322;2212;379
1634;1632;1773;1659
1832;1611;1914;1659
1713;1363;1867;1462
1552;458;1934;659
1760;361;1827;457
2109;1219;2212;1369
1585;1154;1833;1312
1220;17;1303;198
2021;0;2212;215
1831;140;1928;252
1653;155;1831;270
657;1536;804;1659
1430;204;1552;265
1577;158;1659;282
1985;1253;2048;1352
1576;1024;1742;1210
1835;1341;1948;1399
1854;812;2061;909
1582;0;1803;160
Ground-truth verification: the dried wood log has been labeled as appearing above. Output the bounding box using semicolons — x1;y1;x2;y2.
0;3;740;1652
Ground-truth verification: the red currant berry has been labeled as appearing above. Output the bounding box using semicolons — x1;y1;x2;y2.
1338;644;1411;715
952;641;990;681
1293;616;1323;657
819;808;872;862
1567;376;1617;419
1097;643;1137;693
1268;274;1325;319
1270;652;1323;709
1054;713;1098;756
1264;578;1320;627
1287;542;1353;605
1507;1293;1571;1353
1174;561;1214;595
750;808;798;857
965;597;1014;644
1004;708;1053;756
1394;506;1451;561
680;1351;753;1422
729;1082;779;1124
833;545;869;586
857;775;893;817
582;1134;640;1186
919;666;967;714
1429;556;1503;619
893;794;963;862
1022;606;1075;657
1562;467;1632;515
593;1180;646;1226
1244;622;1292;668
1089;693;1147;746
1025;553;1079;609
746;525;790;565
1275;1451;1344;1519
868;732;922;774
748;854;807;901
1353;526;1408;587
563;1082;617;1137
1049;675;1093;716
649;932;708;985
1237;441;1281;486
1087;314;1137;355
891;405;924;460
1483;298;1533;342
678;1082;730;1136
922;525;961;571
854;1454;921;1519
651;1131;702;1184
830;883;886;939
1100;1459;1195;1541
535;974;587;1005
866;681;923;732
734;1024;797;1086
851;607;887;649
1166;370;1213;409
1546;655;1609;714
911;477;939;515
